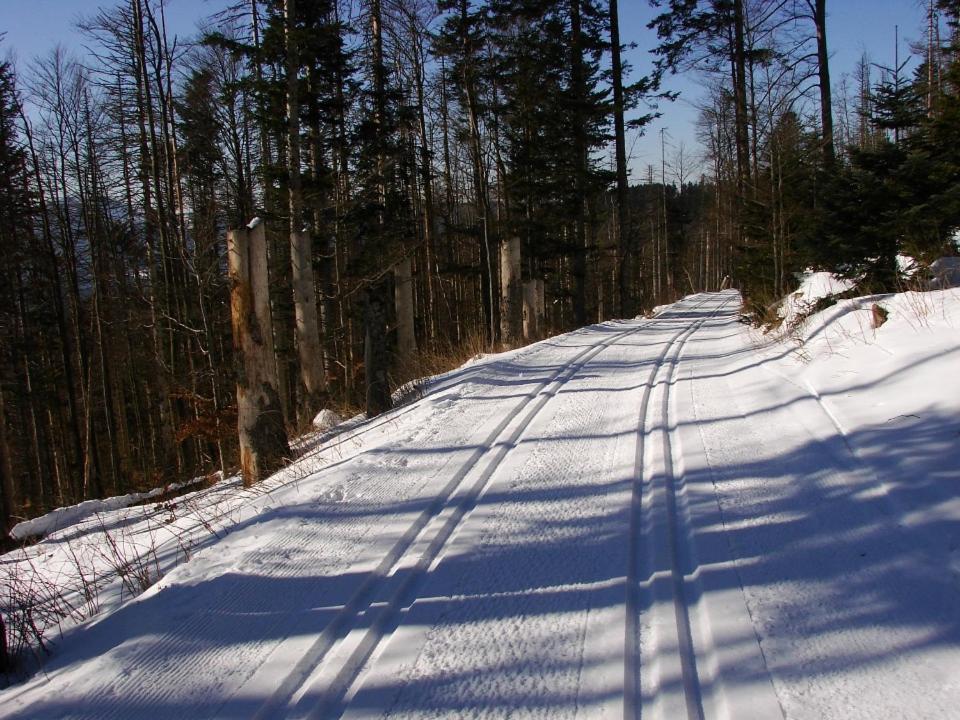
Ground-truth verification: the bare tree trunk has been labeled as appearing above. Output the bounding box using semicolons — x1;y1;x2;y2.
0;379;14;533
410;13;438;345
570;0;588;327
457;0;496;346
809;0;834;167
732;0;750;198
500;234;522;346
522;278;545;341
285;0;327;422
365;0;393;417
132;0;178;475
610;0;632;317
228;221;290;486
21;112;84;501
394;255;417;364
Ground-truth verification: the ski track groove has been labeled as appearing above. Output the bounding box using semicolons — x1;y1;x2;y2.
329;295;718;720
3;329;616;718
3;297;733;720
10;314;670;720
0;326;592;630
337;303;694;719
626;295;734;720
10;376;487;719
255;316;664;720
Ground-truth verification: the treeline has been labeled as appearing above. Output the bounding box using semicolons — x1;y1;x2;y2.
0;0;663;530
2;0;959;530
652;0;960;308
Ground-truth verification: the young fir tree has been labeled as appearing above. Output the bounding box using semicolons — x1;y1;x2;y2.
488;0;613;327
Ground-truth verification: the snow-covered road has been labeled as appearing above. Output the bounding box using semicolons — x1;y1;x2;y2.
3;290;959;719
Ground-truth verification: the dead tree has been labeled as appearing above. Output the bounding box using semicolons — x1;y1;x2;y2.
285;0;328;420
228;220;290;486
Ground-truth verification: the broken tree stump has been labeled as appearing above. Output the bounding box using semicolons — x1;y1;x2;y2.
227;220;290;486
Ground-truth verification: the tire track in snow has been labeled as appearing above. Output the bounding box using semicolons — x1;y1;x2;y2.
247;318;660;720
626;294;734;720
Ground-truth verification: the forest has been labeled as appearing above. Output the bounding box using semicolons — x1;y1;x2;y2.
1;0;958;533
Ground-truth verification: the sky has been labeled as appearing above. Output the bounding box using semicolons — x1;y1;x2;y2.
0;0;931;179
619;0;929;178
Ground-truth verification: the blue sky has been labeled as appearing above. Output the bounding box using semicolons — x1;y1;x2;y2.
0;0;930;178
619;0;929;177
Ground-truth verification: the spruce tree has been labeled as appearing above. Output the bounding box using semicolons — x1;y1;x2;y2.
0;53;27;532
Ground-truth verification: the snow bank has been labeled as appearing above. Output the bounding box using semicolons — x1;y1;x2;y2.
778;270;855;328
789;285;960;420
9;474;219;541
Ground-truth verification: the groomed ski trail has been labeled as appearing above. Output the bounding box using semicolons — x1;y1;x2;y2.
5;289;958;720
2;295;757;720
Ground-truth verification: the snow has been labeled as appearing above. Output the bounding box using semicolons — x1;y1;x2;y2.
9;474;218;541
2;287;959;719
778;269;855;328
311;409;343;432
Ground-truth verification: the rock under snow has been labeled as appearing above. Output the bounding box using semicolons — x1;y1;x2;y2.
312;408;343;432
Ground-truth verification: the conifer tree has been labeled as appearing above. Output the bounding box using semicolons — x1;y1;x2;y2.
0;52;28;531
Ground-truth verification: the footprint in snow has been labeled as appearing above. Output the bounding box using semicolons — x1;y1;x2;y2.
318;486;347;504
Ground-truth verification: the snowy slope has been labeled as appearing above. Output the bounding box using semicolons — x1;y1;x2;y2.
1;288;959;719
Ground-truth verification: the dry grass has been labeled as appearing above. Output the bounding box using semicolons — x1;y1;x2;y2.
389;331;494;405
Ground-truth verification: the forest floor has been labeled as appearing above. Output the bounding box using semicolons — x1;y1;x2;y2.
2;279;959;719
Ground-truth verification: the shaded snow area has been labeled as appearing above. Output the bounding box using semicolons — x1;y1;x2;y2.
2;288;959;719
8;475;223;542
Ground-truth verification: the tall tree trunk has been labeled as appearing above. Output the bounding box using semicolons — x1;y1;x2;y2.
732;0;750;199
21;113;84;501
810;0;835;167
394;255;417;364
610;0;632;317
365;0;392;417
228;221;290;486
0;385;14;533
285;0;327;423
132;0;178;475
570;0;588;327
411;14;438;346
458;0;496;346
499;233;522;346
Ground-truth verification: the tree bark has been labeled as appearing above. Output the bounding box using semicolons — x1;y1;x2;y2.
810;0;835;167
285;0;327;421
365;0;393;418
458;0;496;346
732;0;751;197
609;0;632;317
394;255;417;364
570;0;588;327
0;381;14;533
500;234;523;346
228;221;290;486
522;278;545;341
